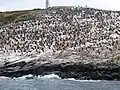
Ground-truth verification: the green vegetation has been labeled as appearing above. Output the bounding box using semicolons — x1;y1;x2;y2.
0;8;45;26
48;6;72;10
0;6;120;26
0;6;73;26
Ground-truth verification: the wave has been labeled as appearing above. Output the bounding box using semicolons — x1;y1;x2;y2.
0;74;101;82
65;79;101;82
40;73;61;79
14;73;61;80
16;74;34;80
0;76;10;79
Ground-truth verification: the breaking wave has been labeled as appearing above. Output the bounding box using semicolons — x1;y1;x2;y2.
0;76;10;79
0;74;101;82
40;73;61;79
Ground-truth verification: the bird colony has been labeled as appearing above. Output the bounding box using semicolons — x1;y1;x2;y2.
0;7;120;64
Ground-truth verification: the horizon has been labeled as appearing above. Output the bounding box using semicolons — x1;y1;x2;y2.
1;0;120;12
1;5;120;13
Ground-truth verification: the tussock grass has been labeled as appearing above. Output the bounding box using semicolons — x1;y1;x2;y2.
0;6;73;26
0;9;43;26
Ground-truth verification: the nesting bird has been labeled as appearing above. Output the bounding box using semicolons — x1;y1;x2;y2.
0;7;120;58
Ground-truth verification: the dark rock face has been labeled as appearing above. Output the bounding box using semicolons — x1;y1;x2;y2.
0;60;120;80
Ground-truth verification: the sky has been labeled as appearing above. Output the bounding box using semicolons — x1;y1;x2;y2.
0;0;120;11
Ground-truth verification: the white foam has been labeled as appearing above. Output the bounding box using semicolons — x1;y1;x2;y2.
39;74;101;82
77;80;101;82
40;73;61;79
8;74;102;82
65;79;101;82
16;74;34;80
15;74;61;80
0;76;10;79
66;78;76;81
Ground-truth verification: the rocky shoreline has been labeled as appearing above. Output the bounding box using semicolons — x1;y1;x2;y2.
1;6;120;80
0;59;120;80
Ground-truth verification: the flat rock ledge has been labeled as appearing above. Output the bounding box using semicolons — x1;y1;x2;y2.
0;59;120;80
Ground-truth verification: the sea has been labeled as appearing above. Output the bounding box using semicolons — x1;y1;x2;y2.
0;74;120;90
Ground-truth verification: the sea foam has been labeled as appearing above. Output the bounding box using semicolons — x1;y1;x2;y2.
40;73;61;79
0;74;101;82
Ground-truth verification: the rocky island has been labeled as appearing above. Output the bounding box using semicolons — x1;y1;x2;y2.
0;6;120;80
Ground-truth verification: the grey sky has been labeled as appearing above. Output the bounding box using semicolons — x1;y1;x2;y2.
0;0;120;11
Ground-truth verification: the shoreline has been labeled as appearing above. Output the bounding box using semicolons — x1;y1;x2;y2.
0;60;120;80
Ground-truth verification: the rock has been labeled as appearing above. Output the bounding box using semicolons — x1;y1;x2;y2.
0;59;120;80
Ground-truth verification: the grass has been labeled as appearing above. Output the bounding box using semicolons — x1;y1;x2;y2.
0;8;45;26
0;6;74;26
2;6;119;26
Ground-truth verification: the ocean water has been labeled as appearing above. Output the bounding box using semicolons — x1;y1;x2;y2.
0;74;120;90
